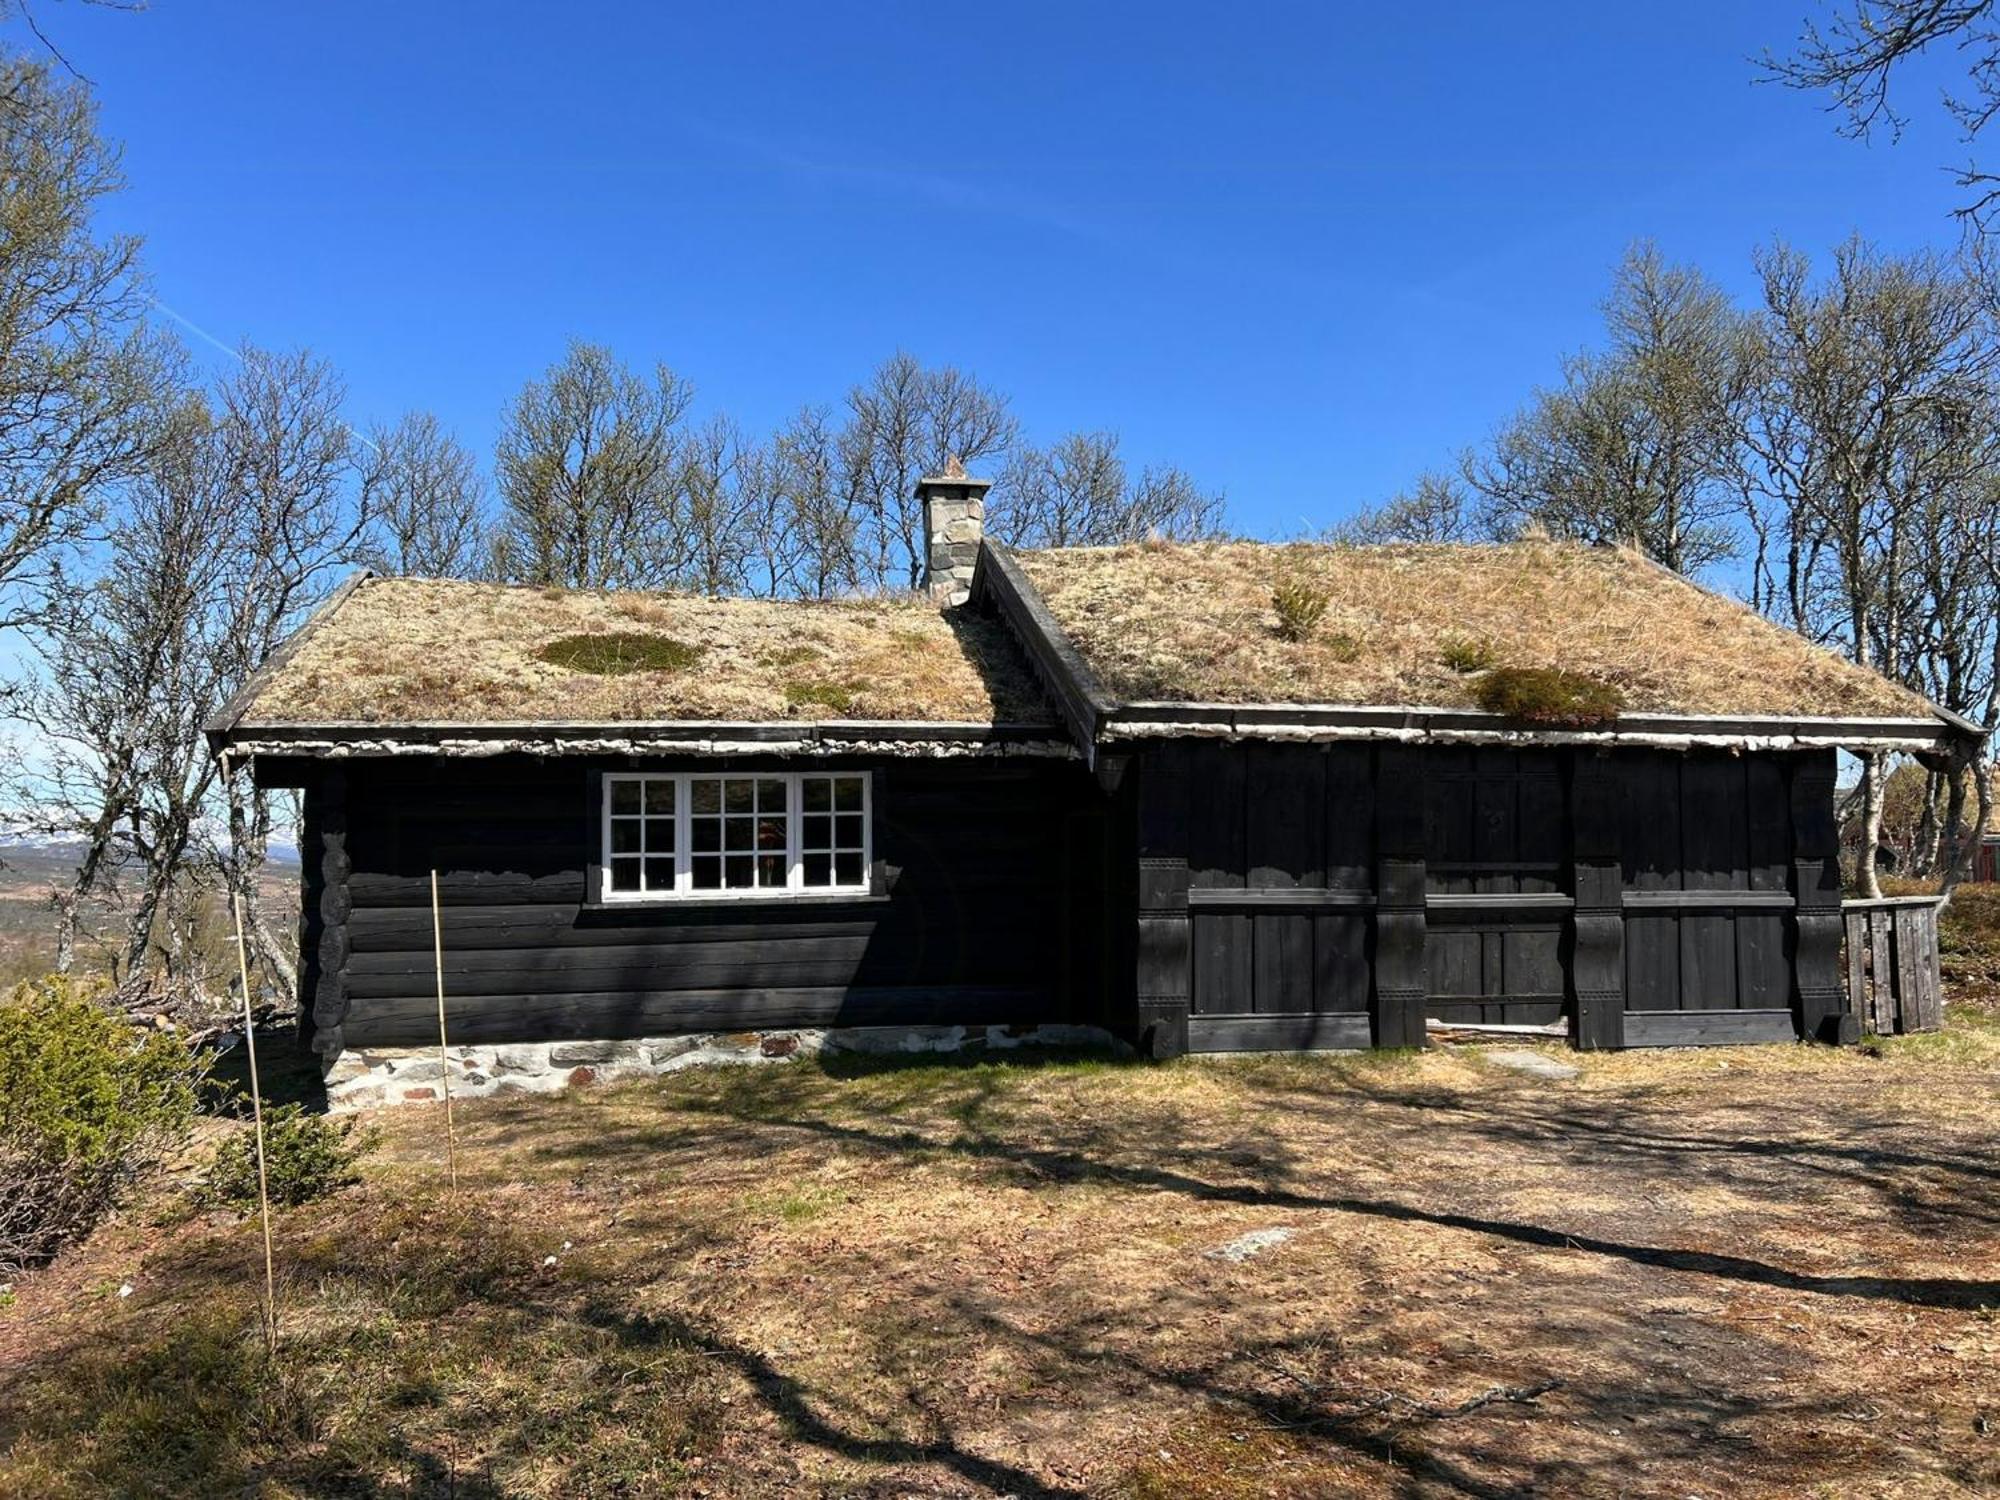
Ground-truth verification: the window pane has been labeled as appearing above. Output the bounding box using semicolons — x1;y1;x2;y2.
802;778;832;812
756;815;786;851
724;779;753;813
692;854;722;889
691;817;720;852
610;856;642;892
836;814;864;849
835;777;864;812
802;814;831;850
802;852;833;887
645;779;675;814
724;817;753;851
835;851;865;886
725;855;754;888
756;853;786;887
610;779;641;815
610;819;641;854
644;857;674;890
690;779;720;814
645;815;675;852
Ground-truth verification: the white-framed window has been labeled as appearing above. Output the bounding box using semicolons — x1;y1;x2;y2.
600;772;871;901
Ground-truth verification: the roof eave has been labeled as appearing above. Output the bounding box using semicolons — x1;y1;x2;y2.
1098;701;1973;753
212;718;1077;760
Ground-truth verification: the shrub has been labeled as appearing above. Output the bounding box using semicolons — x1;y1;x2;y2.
1438;635;1498;673
203;1103;374;1212
0;976;205;1273
784;677;865;714
1272;576;1331;643
537;632;703;675
1471;666;1624;728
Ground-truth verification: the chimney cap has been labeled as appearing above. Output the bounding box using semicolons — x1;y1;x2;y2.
917;453;992;494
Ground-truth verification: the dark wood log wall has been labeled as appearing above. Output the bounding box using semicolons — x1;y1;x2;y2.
300;755;1106;1051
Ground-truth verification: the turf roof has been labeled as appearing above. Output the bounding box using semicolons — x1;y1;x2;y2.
234;577;1051;727
1012;539;1936;721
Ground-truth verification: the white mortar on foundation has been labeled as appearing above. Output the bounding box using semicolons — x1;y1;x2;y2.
322;1023;1125;1112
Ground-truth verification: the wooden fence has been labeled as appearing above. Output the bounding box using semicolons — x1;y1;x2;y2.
1841;897;1945;1036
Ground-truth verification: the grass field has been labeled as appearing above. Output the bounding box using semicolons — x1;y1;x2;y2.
1;1013;1995;1498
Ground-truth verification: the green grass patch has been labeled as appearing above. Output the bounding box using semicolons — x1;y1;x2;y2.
782;677;865;713
536;632;704;675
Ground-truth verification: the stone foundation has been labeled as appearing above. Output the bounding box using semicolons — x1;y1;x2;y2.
322;1023;1125;1112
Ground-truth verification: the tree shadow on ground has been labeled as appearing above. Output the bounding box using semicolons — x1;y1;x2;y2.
656;1096;2000;1311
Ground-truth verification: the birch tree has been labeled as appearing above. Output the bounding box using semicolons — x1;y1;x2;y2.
0;53;173;631
359;411;486;578
493;341;693;588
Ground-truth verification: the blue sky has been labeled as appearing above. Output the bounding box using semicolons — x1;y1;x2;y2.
13;1;1978;538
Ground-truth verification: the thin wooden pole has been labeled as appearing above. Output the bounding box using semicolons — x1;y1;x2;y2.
229;882;279;1358
431;869;458;1192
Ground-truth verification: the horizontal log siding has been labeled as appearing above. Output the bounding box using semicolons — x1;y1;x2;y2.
331;756;1103;1048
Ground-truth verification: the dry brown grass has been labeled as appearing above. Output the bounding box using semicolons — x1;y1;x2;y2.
1018;539;1935;717
242;578;1049;726
2;1023;1995;1497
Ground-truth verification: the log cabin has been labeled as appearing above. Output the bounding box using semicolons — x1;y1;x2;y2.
205;466;1983;1103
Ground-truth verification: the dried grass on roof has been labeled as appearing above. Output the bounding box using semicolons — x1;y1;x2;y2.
242;578;1049;725
1016;539;1933;718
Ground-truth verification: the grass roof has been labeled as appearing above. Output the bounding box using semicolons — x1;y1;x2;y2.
238;578;1050;726
1014;540;1935;720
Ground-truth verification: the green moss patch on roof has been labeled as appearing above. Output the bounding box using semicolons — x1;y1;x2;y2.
1014;540;1934;720
239;578;1049;726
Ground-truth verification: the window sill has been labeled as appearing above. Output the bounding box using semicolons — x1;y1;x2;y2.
581;891;890;913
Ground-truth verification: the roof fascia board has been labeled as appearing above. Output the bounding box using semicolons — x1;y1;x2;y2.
970;541;1114;764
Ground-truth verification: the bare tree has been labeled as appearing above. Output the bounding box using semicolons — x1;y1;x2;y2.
1330;470;1487;544
988;431;1224;548
1743;240;2000;893
1468;245;1755;573
769;405;855;600
359;411;485;577
677;415;766;598
1766;2;2000;235
207;346;364;1008
492;340;693;589
0;52;174;629
839;353;1015;589
18;392;226;985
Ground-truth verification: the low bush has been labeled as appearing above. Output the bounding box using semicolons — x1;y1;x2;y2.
537;632;704;675
0;976;206;1273
1438;635;1498;673
784;677;866;713
1271;576;1331;643
1471;666;1624;728
202;1103;373;1212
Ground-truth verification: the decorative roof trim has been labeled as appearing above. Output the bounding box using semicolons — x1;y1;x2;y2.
970;541;1115;765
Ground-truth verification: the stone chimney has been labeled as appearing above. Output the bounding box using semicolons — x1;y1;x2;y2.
916;455;991;607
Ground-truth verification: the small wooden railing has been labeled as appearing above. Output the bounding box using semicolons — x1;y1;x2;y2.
1842;897;1946;1036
